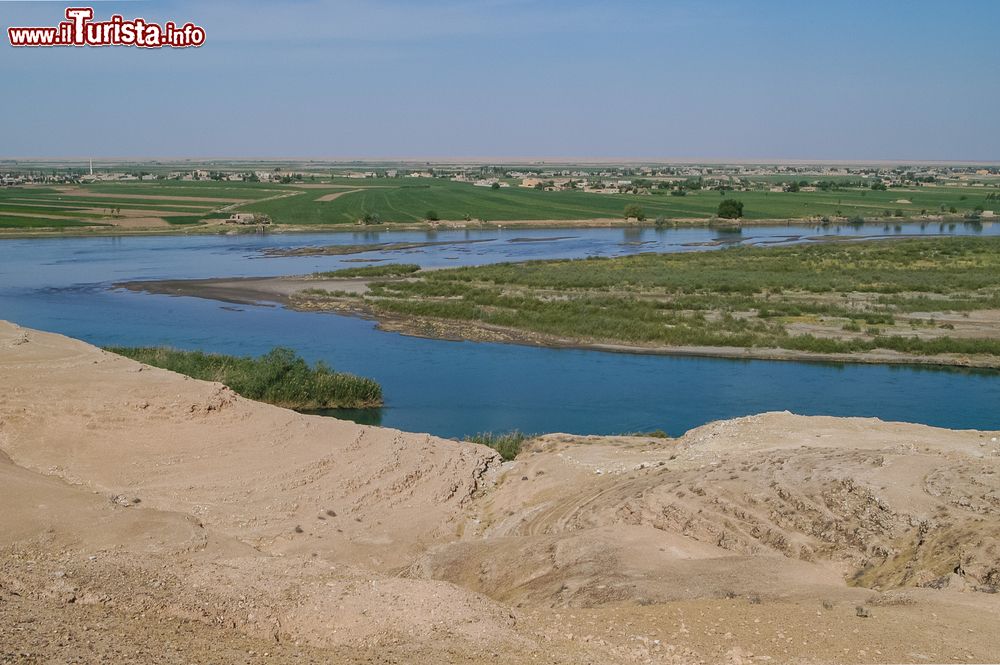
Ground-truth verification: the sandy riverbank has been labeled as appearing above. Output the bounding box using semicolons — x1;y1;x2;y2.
0;214;975;239
1;320;999;663
118;275;369;306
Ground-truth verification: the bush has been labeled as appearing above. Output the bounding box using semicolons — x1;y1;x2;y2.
425;210;440;221
717;199;744;219
624;204;646;221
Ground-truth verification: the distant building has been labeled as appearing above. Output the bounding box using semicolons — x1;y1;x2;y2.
225;212;271;225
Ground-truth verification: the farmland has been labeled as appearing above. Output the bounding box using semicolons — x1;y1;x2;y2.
245;177;998;224
1;175;996;231
0;181;285;231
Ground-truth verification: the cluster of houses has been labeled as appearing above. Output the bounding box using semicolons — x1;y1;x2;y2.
3;163;999;191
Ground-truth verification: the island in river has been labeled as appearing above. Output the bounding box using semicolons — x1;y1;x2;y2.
120;236;1000;370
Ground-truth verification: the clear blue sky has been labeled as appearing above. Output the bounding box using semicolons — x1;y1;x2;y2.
2;0;998;160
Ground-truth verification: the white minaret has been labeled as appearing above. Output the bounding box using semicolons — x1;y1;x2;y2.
89;158;93;176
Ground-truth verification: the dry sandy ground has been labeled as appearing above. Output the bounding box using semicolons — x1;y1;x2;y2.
118;275;370;306
1;320;999;664
315;189;365;202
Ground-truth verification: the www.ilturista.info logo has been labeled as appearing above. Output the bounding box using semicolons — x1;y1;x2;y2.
7;7;206;48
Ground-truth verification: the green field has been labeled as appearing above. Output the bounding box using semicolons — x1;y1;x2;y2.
0;183;255;229
1;178;996;229
0;215;107;228
315;237;1000;365
79;181;286;199
246;179;996;224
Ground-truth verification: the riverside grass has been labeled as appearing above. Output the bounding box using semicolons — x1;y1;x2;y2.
352;237;1000;359
464;431;531;461
106;346;382;409
314;263;421;278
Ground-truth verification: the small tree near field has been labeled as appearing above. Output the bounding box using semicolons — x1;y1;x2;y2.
425;210;440;221
717;199;744;219
624;204;645;221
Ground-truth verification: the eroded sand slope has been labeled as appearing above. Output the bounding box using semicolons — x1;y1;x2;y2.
1;320;998;664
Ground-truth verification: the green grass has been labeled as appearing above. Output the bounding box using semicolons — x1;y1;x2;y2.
313;263;421;278
357;237;1000;360
0;215;107;228
80;181;286;199
105;346;382;409
0;204;119;218
464;430;532;461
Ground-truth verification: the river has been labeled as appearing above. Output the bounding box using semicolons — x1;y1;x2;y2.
1;221;998;437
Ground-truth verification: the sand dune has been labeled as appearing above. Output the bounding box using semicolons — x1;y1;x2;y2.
1;320;998;663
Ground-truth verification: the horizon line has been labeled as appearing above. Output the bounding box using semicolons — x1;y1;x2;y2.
3;156;1000;166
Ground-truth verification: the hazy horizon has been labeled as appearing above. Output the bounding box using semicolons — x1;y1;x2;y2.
2;0;999;162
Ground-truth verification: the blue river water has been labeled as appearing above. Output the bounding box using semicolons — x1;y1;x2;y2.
1;221;998;438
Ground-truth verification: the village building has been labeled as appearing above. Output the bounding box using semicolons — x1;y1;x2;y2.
225;212;271;225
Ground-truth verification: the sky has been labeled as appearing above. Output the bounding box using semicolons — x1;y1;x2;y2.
1;0;998;161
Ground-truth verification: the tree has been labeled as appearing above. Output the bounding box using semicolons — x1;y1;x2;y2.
624;204;645;221
491;181;500;190
425;210;440;221
717;199;744;219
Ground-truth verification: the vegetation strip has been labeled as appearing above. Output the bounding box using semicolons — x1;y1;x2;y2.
293;237;1000;367
105;346;382;409
313;263;421;278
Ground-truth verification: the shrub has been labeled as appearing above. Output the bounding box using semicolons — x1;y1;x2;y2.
624;204;646;221
717;199;744;219
464;430;531;461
